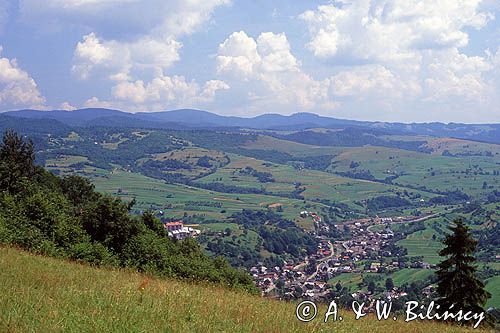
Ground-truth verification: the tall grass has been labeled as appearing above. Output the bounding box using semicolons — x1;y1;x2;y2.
0;247;492;332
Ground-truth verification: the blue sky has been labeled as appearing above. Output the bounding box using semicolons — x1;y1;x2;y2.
0;0;499;123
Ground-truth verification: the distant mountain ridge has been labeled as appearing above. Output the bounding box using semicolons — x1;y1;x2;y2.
3;108;500;144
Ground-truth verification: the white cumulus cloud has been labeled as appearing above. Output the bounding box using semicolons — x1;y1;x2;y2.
300;0;493;62
19;0;232;111
111;76;229;106
0;46;45;108
298;1;499;120
216;31;336;113
72;32;181;80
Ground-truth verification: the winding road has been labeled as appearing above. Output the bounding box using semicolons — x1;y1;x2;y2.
366;213;441;232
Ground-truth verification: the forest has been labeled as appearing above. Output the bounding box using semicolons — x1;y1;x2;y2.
0;131;256;292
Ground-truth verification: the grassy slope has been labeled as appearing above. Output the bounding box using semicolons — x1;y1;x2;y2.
0;247;490;333
397;226;443;264
74;167;325;225
327;269;436;292
198;153;436;209
486;275;500;309
243;135;500;198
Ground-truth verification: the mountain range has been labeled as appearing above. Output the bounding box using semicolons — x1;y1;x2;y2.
2;108;500;144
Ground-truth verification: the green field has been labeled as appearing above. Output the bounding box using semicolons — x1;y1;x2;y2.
485;275;500;308
397;229;443;264
390;269;435;285
328;269;435;292
75;167;325;227
243;135;500;199
328;273;364;290
198;153;437;209
1;247;488;333
330;147;498;198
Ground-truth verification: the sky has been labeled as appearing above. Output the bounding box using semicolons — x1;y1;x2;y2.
0;0;499;123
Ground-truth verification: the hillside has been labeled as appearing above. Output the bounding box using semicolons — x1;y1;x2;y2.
0;118;497;326
1;121;497;292
3;108;500;144
0;246;491;333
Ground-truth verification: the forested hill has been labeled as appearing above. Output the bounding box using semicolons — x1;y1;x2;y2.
0;130;256;292
3;108;500;144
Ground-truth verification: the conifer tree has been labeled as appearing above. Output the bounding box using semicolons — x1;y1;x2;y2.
436;218;490;319
385;277;394;291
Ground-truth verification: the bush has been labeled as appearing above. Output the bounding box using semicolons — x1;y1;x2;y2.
0;131;257;293
69;242;117;266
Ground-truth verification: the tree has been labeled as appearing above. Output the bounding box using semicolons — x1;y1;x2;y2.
142;211;166;237
368;281;376;294
435;218;491;322
60;175;99;208
385;278;394;291
0;130;35;194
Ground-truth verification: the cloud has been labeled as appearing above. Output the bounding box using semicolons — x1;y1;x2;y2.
21;0;230;80
216;31;261;78
331;65;400;96
20;0;230;35
111;76;229;105
216;31;336;112
297;1;499;119
83;96;114;109
67;0;229;80
18;0;232;110
59;101;76;110
299;1;493;62
421;48;493;102
0;46;45;108
81;76;229;111
72;32;181;80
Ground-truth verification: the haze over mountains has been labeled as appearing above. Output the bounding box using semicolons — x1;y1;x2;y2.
2;108;500;144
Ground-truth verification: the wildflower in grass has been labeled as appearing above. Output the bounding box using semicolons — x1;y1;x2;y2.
137;278;150;303
138;278;150;292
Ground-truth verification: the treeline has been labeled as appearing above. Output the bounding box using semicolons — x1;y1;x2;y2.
234;149;334;172
231;210;317;259
275;128;431;153
366;195;412;211
428;190;469;205
337;169;376;181
201;209;318;269
0;131;256;293
239;167;275;183
475;223;500;261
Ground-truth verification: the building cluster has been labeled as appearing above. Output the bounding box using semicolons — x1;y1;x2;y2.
163;221;201;240
249;238;334;298
340;225;395;260
251;213;435;303
301;210;330;234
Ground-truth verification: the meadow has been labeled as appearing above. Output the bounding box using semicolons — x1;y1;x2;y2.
0;247;492;333
198;153;437;209
73;166;323;227
397;226;443;264
328;269;435;293
242;135;500;198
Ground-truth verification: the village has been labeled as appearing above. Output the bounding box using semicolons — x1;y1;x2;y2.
250;211;438;307
156;209;438;308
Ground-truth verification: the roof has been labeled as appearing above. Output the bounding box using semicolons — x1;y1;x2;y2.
164;221;183;226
